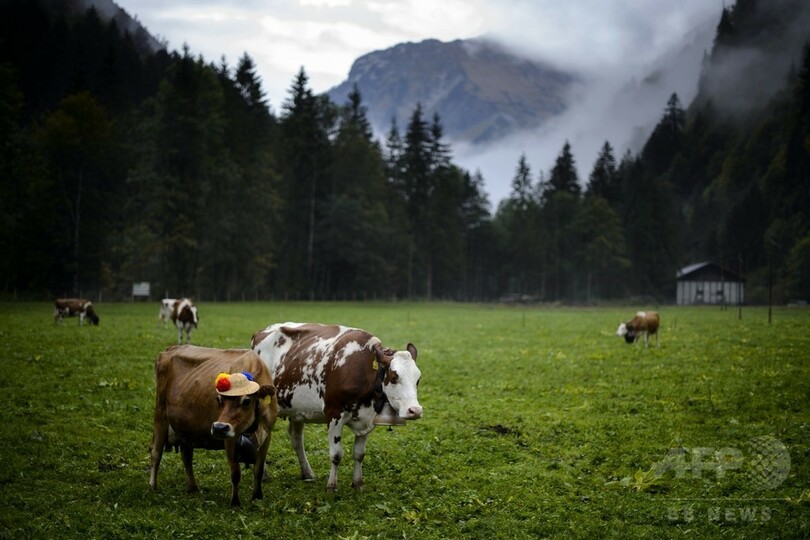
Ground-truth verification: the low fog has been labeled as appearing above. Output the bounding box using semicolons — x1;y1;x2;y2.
454;0;810;208
451;15;717;207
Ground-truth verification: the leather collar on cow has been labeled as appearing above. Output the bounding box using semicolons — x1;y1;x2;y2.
373;362;388;413
373;345;396;413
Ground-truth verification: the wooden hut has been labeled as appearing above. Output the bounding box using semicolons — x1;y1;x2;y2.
676;261;745;305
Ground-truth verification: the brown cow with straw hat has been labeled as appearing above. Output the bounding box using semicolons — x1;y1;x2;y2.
149;345;278;507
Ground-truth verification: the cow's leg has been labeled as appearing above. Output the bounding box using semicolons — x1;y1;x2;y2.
186;327;193;344
176;326;183;344
644;331;649;347
180;444;198;493
252;432;272;501
148;426;167;490
224;439;241;508
79;312;85;326
326;416;348;493
288;420;315;481
351;432;369;490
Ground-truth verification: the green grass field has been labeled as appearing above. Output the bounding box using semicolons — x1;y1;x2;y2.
0;302;808;539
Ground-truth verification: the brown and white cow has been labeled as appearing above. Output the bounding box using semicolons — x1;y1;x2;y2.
171;298;198;344
251;322;423;492
53;298;99;326
158;298;177;328
616;311;660;347
149;345;278;507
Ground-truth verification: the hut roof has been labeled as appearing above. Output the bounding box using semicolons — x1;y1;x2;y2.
677;261;745;282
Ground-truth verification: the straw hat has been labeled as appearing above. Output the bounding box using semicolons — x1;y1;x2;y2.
215;372;260;396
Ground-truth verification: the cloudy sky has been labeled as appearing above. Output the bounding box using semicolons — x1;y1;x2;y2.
114;0;722;204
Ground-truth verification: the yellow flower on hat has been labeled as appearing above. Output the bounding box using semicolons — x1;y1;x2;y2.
215;372;231;392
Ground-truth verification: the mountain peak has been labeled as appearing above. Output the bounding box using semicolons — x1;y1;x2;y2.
327;38;575;144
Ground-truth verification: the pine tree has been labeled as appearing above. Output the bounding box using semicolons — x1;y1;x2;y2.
278;67;333;298
511;153;533;210
642;93;685;176
549;141;580;195
587;141;618;203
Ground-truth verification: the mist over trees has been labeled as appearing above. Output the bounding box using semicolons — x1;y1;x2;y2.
1;0;808;304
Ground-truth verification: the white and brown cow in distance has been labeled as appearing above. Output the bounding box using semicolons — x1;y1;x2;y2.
149;345;278;508
53;298;99;326
616;310;660;347
171;298;198;344
157;298;177;328
251;322;423;493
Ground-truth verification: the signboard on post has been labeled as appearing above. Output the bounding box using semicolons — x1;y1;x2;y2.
132;282;151;301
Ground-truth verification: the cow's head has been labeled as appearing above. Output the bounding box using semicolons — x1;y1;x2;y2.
211;372;275;439
375;344;422;420
86;306;100;326
188;305;199;327
616;322;635;344
624;323;637;343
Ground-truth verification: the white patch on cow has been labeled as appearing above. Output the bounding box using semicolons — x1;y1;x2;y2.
158;298;176;326
176;298;192;315
284;383;328;422
636;311;646;318
335;340;364;368
383;350;422;420
616;322;628;336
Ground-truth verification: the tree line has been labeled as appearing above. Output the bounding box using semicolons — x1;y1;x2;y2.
1;0;808;303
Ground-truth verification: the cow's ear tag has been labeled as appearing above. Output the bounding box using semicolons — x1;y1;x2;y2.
372;359;379;370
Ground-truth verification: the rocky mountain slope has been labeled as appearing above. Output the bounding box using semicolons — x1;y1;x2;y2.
327;38;575;144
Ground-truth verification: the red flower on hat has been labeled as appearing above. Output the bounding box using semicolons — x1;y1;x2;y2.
215;372;231;392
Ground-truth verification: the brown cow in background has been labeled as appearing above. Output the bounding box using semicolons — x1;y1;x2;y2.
170;298;198;344
616;311;660;347
54;298;99;326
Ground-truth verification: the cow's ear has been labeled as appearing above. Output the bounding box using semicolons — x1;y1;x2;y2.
406;343;417;361
375;346;391;367
257;384;276;398
251;330;267;347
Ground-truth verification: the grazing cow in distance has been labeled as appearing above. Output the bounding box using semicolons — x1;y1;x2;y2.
171;298;198;344
616;311;660;347
158;298;177;328
149;345;278;508
251;322;422;492
53;298;99;326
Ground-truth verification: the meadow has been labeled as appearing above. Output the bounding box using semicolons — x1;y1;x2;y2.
0;301;808;539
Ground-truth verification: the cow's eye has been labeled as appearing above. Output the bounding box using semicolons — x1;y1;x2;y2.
216;395;223;407
390;374;399;384
241;397;252;407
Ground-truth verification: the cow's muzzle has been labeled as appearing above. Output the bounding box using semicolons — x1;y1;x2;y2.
404;405;423;420
211;422;235;439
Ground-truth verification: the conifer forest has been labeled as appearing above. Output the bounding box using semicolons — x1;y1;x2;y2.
1;0;809;304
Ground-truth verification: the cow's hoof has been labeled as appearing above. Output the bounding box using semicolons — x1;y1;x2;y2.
351;481;364;491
